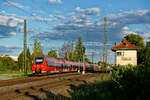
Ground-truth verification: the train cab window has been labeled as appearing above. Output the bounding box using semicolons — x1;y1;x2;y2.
35;56;44;64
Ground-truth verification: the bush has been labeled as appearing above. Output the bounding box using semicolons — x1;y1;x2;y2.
69;65;150;100
0;57;19;71
69;74;112;100
111;65;150;100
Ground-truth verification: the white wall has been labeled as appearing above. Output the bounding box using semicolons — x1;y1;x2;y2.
116;50;137;65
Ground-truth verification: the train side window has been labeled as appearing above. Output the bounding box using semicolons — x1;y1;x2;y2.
61;64;63;69
62;64;65;69
58;63;61;68
47;61;56;67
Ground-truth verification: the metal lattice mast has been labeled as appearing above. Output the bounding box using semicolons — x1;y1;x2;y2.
102;17;107;67
24;19;27;75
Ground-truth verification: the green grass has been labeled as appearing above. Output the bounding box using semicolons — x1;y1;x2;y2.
0;70;33;80
0;73;24;80
0;70;23;74
70;74;113;100
95;74;112;82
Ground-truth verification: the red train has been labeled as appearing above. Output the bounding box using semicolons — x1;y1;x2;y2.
32;55;99;74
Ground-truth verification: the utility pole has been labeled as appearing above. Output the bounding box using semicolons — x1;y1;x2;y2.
24;19;27;75
102;17;107;67
71;41;74;61
82;47;85;75
92;51;94;63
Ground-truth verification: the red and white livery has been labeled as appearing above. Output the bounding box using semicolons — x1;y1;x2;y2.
32;55;99;74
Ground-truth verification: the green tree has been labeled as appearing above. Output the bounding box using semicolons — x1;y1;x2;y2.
98;61;103;66
48;50;58;58
26;49;32;72
122;33;145;48
72;50;78;61
122;33;145;64
84;57;91;63
75;36;85;62
18;48;32;72
0;56;18;71
31;39;44;60
141;46;150;66
18;51;24;72
0;56;14;66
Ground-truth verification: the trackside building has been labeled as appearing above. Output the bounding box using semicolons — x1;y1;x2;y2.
111;40;141;66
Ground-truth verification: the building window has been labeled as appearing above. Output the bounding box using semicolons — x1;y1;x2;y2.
117;52;124;56
123;43;128;46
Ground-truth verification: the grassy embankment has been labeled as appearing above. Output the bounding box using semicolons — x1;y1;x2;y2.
0;68;33;80
51;65;150;100
69;65;150;100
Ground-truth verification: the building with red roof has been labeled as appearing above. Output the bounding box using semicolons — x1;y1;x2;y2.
111;40;141;65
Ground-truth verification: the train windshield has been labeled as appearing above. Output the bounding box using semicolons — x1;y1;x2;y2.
35;56;44;64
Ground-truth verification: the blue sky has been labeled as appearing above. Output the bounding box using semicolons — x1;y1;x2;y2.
0;0;150;63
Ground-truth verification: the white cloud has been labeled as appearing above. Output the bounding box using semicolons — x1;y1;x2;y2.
0;11;23;38
146;24;150;29
0;45;21;56
3;1;25;9
134;29;150;40
75;7;100;16
107;9;150;25
32;9;150;44
30;16;56;22
10;32;16;35
1;10;6;15
48;0;62;4
49;14;54;17
0;14;23;27
121;26;129;35
64;12;91;25
57;15;65;19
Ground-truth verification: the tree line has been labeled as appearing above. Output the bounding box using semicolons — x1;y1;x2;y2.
0;36;91;72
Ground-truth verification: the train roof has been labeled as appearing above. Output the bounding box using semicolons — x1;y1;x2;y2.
34;55;96;65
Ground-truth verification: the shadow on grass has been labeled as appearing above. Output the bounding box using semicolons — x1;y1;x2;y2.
68;80;114;100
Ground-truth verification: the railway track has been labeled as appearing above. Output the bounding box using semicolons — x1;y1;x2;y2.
0;73;101;100
0;72;79;87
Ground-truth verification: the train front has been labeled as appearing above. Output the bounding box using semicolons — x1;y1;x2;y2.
32;56;47;74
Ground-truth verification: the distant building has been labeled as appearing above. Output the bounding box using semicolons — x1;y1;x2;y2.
111;40;141;65
0;55;18;62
